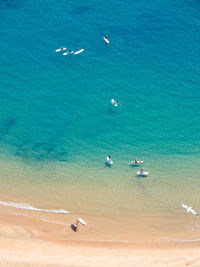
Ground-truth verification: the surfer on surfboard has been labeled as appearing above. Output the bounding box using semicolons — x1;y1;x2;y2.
111;99;118;107
103;34;110;44
55;47;67;52
74;47;84;55
63;49;74;56
106;155;113;165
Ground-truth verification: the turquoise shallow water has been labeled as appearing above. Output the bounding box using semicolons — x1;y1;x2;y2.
0;0;200;222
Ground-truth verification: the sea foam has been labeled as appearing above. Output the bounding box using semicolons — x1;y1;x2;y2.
0;201;69;214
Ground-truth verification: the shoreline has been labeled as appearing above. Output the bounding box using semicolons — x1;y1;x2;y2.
0;158;199;266
0;201;200;242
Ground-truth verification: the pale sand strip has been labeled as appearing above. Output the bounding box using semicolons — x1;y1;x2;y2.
0;237;200;267
0;230;199;266
0;208;199;266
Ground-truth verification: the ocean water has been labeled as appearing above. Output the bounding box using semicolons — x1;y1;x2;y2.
1;0;200;240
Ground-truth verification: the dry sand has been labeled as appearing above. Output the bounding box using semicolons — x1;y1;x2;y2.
0;206;199;266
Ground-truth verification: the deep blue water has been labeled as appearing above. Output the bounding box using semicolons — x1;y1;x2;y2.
0;0;200;169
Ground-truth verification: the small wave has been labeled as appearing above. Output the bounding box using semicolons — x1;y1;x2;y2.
0;201;69;214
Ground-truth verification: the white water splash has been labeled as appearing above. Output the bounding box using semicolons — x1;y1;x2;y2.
0;201;69;214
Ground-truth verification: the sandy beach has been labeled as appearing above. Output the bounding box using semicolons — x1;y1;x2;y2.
0;206;199;266
1;238;200;267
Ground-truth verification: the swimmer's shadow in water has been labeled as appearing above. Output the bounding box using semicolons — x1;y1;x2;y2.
129;164;141;168
136;175;148;179
104;162;112;168
107;107;116;114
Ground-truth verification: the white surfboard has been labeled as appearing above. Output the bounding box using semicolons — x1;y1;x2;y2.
55;48;66;52
129;160;144;166
74;49;84;55
78;218;87;226
103;37;110;44
111;99;117;107
136;171;149;177
106;156;113;165
63;51;74;55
